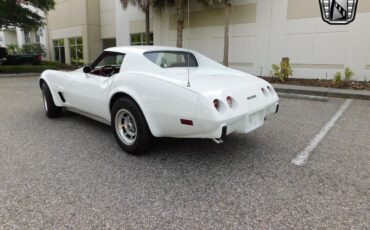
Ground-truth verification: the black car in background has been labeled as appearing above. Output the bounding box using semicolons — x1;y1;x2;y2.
0;47;42;65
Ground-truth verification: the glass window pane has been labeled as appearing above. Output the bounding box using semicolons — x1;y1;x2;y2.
59;39;64;46
69;37;75;45
54;47;60;62
144;51;198;68
70;46;77;65
60;47;65;63
68;37;83;65
77;45;83;65
76;37;83;45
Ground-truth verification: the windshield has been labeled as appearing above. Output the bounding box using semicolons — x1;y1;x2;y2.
144;51;198;68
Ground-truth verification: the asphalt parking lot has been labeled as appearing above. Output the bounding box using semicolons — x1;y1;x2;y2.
0;77;369;229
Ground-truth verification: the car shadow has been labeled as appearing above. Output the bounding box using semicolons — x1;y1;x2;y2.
57;110;266;168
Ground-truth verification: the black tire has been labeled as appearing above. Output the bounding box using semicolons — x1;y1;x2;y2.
41;83;63;118
111;97;152;155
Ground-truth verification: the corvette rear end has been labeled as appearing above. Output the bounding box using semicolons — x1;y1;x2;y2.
166;72;279;139
193;82;278;139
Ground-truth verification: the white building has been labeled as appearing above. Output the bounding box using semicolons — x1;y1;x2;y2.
115;0;370;81
19;0;366;81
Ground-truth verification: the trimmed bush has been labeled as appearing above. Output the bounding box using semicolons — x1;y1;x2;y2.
344;67;354;81
21;43;46;56
40;61;76;70
271;57;293;82
333;72;342;85
0;65;59;73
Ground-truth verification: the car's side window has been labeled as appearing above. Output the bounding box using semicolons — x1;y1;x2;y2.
90;52;125;77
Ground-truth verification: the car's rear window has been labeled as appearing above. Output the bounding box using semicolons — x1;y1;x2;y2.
144;51;198;68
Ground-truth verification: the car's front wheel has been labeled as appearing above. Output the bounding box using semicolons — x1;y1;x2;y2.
41;83;63;118
111;97;152;155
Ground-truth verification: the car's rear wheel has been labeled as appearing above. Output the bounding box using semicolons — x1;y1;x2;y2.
111;97;152;155
41;83;62;118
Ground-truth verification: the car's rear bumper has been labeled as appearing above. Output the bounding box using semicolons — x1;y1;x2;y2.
179;100;279;139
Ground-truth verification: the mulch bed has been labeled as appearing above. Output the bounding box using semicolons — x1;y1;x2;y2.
260;77;370;91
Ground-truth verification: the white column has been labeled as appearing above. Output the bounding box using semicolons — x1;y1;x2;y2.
64;37;71;64
254;0;274;76
16;27;25;47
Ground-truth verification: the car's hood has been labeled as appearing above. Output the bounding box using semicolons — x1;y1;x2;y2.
160;67;265;94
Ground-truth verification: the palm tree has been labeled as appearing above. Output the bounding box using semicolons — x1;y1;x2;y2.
174;0;187;48
198;0;232;66
120;0;151;45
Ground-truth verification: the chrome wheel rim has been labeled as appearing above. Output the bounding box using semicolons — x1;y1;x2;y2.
42;92;48;112
115;109;137;145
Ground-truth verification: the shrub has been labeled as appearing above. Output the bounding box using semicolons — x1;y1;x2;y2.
21;43;46;56
6;44;20;55
272;64;280;77
333;72;342;85
0;62;76;73
0;65;59;73
41;61;76;70
332;67;354;86
344;67;354;81
271;58;293;82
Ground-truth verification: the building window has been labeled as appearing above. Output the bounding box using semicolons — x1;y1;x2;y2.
53;39;65;63
102;38;116;49
69;37;83;66
130;32;153;46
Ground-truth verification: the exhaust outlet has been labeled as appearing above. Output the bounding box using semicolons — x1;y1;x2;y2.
212;138;223;144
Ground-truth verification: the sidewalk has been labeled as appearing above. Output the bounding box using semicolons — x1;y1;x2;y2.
273;84;370;100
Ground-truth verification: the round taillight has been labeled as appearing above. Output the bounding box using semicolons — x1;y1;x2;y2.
226;96;232;108
213;99;220;111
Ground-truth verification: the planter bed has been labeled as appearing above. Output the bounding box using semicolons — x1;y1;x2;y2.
261;77;370;91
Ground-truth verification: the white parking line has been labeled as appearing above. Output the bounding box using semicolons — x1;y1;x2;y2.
291;99;353;166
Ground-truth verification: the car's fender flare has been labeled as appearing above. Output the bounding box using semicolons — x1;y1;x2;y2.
39;75;64;107
108;88;158;137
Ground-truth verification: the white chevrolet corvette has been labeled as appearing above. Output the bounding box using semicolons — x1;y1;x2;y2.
40;46;279;154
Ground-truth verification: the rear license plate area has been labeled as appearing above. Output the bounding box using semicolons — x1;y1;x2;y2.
248;110;265;130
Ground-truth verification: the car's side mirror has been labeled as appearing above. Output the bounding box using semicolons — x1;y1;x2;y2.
83;66;92;73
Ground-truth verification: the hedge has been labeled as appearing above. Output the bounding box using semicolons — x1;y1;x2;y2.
0;62;77;74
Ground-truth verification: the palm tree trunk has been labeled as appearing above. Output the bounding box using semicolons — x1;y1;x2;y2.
223;2;231;66
176;0;186;48
145;6;150;45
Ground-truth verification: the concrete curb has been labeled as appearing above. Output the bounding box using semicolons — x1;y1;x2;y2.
0;73;39;78
278;93;329;102
273;84;370;100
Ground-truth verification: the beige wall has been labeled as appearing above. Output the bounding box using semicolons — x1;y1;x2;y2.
3;30;18;46
47;0;102;64
129;19;154;34
48;0;87;30
358;0;370;13
86;0;102;62
100;0;116;39
287;0;370;20
169;4;256;30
